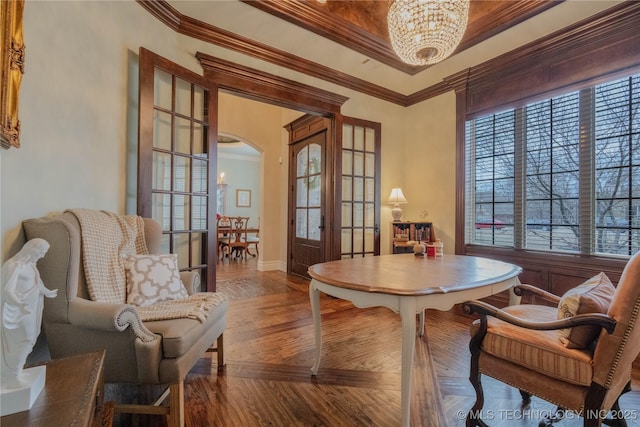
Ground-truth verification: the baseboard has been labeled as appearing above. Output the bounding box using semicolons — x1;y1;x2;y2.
257;259;284;271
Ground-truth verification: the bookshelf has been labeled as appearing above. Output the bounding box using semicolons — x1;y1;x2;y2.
391;221;436;254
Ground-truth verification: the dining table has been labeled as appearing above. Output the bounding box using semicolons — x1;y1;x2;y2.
307;254;522;427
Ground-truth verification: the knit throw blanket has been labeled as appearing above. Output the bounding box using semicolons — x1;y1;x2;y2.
69;209;148;303
135;292;226;323
68;209;220;323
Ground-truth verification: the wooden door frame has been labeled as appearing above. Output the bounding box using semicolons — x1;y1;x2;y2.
138;47;219;291
197;54;349;266
285;115;336;275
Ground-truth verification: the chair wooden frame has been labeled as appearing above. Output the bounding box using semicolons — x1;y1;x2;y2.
463;280;637;427
217;216;250;261
217;216;232;261
228;216;250;259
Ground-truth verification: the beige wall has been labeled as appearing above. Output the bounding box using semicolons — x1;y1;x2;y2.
0;1;414;267
403;93;457;254
1;1;178;258
217;93;300;271
4;1;609;264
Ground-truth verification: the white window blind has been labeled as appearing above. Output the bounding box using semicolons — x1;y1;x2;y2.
465;73;639;257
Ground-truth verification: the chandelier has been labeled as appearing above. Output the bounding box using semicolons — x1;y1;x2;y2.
387;0;470;66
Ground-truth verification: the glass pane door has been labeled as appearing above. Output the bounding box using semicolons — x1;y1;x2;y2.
138;48;215;290
296;144;322;241
340;118;381;258
152;69;209;278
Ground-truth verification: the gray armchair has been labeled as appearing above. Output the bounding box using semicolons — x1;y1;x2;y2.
23;212;227;427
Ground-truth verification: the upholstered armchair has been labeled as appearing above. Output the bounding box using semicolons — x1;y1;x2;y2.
463;251;640;427
22;211;228;427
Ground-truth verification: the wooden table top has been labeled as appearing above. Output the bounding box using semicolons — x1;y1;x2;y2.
1;351;105;426
308;254;522;296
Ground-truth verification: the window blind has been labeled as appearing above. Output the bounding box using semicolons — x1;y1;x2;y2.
465;73;639;257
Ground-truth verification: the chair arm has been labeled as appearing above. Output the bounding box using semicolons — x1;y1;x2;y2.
513;284;562;305
180;271;201;295
463;299;617;333
68;298;157;343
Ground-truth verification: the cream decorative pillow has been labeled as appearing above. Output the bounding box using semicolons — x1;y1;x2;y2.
124;254;188;307
557;272;615;349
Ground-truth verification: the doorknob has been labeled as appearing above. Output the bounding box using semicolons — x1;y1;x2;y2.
319;215;325;231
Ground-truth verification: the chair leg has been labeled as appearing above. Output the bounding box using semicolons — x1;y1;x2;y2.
168;381;184;427
217;334;225;370
114;381;184;427
207;333;225;370
466;352;487;426
467;316;489;427
538;407;566;427
519;389;532;405
602;382;631;427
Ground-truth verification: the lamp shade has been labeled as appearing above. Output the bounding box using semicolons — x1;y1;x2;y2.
387;188;408;205
388;188;408;222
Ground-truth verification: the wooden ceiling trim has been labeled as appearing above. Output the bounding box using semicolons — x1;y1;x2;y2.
197;52;349;115
242;0;562;75
240;0;423;75
405;81;452;106
464;2;640;85
137;0;628;111
461;1;640;117
136;0;407;105
456;1;560;52
138;0;180;30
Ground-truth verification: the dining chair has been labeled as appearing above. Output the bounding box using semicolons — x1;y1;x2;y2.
244;217;259;257
463;251;640;427
228;216;250;260
216;215;231;261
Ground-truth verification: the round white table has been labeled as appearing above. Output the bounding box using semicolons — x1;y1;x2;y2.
308;254;522;427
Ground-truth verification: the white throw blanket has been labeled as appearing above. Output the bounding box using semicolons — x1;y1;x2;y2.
69;208;147;303
68;209;222;322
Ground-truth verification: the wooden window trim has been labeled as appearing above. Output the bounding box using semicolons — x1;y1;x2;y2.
452;2;640;284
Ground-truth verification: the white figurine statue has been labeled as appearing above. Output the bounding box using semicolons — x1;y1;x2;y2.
1;238;57;389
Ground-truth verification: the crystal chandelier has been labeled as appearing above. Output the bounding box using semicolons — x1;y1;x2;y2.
387;0;470;66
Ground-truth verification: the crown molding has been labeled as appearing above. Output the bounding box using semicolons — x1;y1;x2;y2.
240;0;423;75
197;53;349;115
137;0;407;106
137;0;634;109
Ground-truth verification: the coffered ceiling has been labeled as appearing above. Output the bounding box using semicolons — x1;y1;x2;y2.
143;0;625;104
242;0;560;75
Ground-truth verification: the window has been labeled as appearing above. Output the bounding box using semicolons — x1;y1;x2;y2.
465;73;640;257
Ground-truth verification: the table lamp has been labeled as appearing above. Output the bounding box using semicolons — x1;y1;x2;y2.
388;188;408;222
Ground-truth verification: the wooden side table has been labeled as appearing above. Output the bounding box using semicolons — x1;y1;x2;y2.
1;351;106;427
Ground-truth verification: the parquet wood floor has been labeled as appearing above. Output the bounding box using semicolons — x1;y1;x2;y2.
111;258;639;427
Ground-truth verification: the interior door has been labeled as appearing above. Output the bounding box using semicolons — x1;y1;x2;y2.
137;47;218;291
339;117;381;258
289;130;327;278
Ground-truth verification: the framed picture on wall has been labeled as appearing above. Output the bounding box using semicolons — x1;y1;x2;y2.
1;0;25;149
236;189;251;207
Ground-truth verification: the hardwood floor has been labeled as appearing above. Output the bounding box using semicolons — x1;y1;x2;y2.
112;257;640;427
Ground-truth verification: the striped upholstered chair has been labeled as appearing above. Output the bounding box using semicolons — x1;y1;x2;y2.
463;251;640;427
